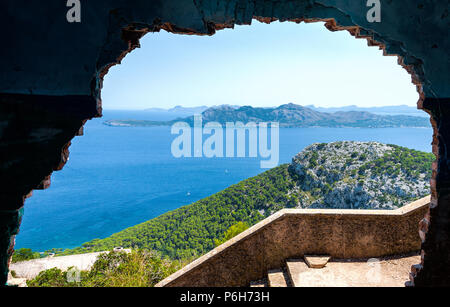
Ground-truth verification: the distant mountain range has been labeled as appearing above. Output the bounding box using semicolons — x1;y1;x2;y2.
105;103;430;128
143;105;240;114
305;104;428;117
143;106;208;113
140;104;427;117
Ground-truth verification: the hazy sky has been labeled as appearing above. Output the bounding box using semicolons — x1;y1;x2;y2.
102;20;418;110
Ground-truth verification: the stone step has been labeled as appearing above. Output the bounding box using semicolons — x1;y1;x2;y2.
267;269;289;287
250;279;268;287
286;259;309;287
304;255;331;269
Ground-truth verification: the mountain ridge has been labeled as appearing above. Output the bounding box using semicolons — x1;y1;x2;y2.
305;104;427;117
104;103;430;128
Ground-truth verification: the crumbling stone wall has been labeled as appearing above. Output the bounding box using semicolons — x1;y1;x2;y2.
0;0;448;286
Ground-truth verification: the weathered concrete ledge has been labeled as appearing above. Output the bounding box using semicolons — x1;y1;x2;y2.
157;196;430;287
8;248;132;281
9;252;106;281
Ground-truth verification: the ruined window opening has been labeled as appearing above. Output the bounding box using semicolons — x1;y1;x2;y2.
10;19;432;287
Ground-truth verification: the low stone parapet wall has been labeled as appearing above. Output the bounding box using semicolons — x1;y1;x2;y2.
157;196;430;287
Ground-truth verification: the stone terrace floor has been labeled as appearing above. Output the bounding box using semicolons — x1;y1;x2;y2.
252;253;420;287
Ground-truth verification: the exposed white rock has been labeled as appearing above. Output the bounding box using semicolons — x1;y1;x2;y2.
290;141;432;210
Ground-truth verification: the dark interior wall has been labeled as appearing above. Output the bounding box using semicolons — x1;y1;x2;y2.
0;0;448;286
1;0;449;98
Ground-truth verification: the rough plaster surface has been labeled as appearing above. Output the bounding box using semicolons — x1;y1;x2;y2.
1;1;448;97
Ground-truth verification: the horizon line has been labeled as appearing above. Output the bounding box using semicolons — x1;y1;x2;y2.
102;103;419;111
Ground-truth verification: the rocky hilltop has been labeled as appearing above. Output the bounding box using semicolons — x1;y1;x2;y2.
291;141;432;209
59;141;433;259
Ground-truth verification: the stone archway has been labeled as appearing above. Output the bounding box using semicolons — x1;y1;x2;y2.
1;0;448;286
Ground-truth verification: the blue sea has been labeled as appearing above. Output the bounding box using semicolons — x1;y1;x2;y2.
15;110;433;252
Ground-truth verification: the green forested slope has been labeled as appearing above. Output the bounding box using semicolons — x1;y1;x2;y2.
63;164;299;259
59;142;433;260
